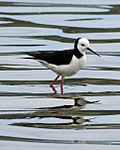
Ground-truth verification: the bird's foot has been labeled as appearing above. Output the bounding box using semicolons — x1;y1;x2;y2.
50;91;57;96
50;85;58;96
50;92;62;97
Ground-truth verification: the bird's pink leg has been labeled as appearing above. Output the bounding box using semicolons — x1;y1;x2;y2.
61;76;64;95
50;75;60;95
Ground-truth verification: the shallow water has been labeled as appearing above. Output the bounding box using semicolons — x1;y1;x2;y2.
0;0;120;149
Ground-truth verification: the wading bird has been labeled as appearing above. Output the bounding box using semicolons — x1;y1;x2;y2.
25;38;100;95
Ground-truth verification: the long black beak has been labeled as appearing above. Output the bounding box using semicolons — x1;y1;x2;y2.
86;47;100;57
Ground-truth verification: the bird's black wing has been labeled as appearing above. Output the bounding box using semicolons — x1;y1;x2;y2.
25;50;74;66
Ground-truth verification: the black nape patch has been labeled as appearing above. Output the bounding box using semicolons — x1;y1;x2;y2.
74;38;83;58
74;48;83;58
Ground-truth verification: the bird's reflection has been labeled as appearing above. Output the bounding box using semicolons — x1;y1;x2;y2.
11;96;98;129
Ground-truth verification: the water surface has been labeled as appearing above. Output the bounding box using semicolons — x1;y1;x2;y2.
0;0;120;149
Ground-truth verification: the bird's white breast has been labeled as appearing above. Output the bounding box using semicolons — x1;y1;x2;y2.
40;55;86;77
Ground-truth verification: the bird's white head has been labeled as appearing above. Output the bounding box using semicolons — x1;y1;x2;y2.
74;37;100;57
75;38;89;54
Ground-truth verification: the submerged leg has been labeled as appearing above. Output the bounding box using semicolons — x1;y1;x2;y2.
60;76;64;95
50;75;60;95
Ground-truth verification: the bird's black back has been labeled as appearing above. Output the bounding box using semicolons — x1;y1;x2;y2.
25;38;83;66
25;50;74;66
